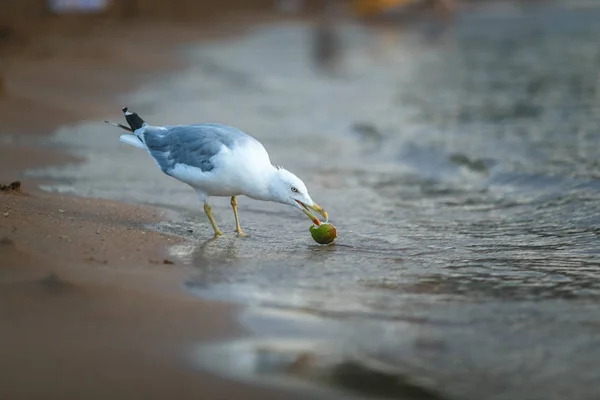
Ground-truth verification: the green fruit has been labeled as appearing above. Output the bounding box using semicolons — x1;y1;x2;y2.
309;223;337;244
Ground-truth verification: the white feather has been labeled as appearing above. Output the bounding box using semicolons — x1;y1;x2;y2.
119;134;146;149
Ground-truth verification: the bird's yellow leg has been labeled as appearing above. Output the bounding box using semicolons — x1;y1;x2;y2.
230;196;248;237
204;202;222;237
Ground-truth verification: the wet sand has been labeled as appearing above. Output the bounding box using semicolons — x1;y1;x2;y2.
0;189;313;400
0;7;319;400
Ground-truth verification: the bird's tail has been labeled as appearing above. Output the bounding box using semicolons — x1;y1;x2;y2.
104;107;149;149
103;107;147;133
122;107;146;131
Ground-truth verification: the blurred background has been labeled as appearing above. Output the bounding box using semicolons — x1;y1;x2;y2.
3;1;600;400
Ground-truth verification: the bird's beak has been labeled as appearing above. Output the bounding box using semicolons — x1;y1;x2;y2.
297;201;328;226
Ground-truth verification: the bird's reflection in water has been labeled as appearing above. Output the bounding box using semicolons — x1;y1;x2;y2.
191;236;241;268
192;233;339;267
185;229;344;296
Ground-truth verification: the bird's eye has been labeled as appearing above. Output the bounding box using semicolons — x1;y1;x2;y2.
291;187;298;193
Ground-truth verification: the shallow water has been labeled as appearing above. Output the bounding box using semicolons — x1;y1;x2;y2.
29;2;600;399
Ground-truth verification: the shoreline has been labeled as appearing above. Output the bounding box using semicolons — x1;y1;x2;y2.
0;11;318;400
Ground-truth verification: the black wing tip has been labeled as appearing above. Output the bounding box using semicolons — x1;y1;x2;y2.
121;107;146;131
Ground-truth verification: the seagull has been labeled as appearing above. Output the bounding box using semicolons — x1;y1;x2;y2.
105;108;328;238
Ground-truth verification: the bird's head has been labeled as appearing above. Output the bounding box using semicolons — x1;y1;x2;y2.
270;166;328;225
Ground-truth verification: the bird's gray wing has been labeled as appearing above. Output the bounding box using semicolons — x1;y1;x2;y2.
141;124;248;174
